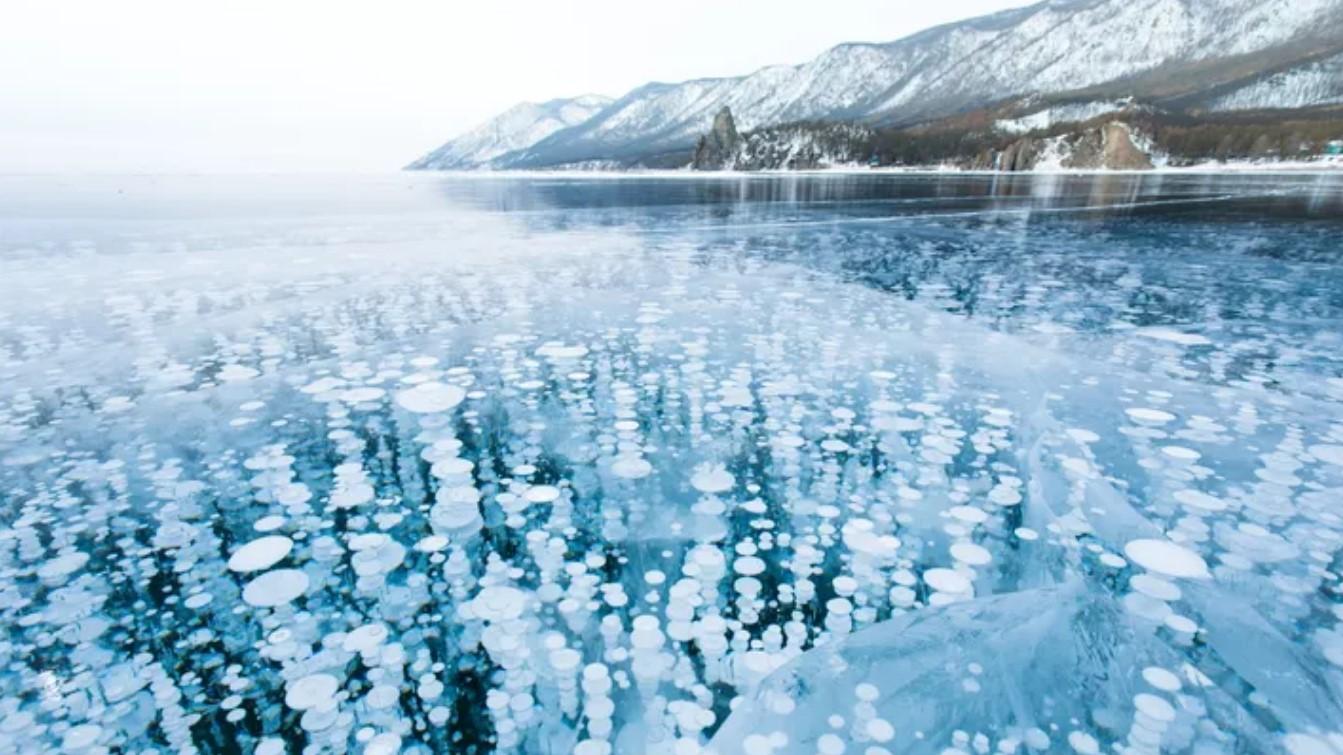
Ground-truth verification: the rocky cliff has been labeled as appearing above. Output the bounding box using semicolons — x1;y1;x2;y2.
691;108;740;170
686;108;1162;172
677;99;1343;171
691;110;876;171
970;122;1155;171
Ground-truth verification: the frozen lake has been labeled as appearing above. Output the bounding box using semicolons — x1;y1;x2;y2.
1;172;1342;754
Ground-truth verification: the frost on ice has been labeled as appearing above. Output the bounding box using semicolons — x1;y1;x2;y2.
0;174;1342;754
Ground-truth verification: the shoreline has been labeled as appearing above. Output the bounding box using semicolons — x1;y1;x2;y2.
410;160;1343;179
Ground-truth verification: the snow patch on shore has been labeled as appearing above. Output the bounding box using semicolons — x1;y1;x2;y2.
996;101;1136;135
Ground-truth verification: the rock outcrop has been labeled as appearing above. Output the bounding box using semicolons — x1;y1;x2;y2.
691;112;876;170
999;139;1040;171
691;107;740;170
970;121;1154;171
1097;122;1154;170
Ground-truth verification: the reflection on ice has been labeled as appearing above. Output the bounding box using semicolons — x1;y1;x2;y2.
0;174;1341;754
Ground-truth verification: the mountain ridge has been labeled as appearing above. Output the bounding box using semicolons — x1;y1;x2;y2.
409;0;1343;171
406;94;612;170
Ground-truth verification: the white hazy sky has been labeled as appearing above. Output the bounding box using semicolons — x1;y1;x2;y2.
1;0;1031;173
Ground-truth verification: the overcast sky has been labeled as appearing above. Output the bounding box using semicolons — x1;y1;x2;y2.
1;0;1030;173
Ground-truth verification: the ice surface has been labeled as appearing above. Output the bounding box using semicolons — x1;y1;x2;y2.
711;581;1235;753
0;173;1341;754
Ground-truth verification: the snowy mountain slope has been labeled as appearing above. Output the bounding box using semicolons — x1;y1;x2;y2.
868;0;1343;116
1207;51;1343;112
406;95;611;170
409;0;1343;170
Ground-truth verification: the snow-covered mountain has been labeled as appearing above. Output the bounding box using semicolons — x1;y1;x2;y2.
1207;51;1343;112
410;0;1343;170
406;95;611;170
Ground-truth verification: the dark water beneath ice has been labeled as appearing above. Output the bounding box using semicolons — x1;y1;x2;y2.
1;172;1342;755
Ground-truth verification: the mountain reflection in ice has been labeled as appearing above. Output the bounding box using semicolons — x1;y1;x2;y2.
1;173;1342;755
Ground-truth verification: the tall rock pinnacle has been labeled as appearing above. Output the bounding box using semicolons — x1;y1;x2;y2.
691;107;740;170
